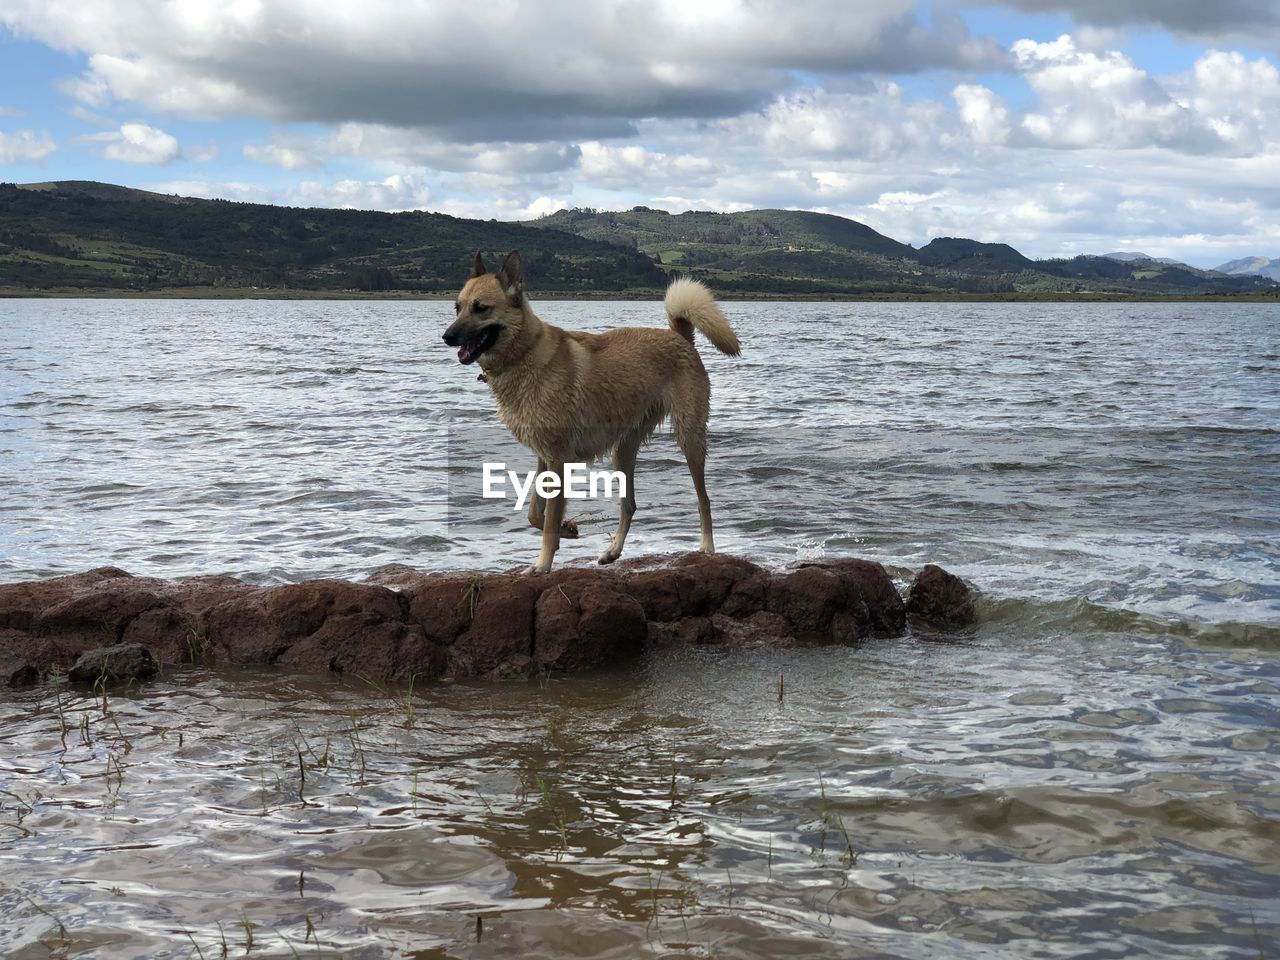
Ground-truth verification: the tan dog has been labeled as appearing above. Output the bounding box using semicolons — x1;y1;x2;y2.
442;250;741;573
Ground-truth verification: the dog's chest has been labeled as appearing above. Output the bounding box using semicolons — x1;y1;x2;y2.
491;379;573;455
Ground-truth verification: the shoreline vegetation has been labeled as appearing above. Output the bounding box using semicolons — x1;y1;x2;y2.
3;181;1278;301
2;284;1278;302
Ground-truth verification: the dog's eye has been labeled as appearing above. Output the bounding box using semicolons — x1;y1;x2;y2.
473;302;490;314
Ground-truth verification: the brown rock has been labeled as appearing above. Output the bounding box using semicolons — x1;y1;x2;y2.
906;564;976;629
764;559;906;643
205;579;439;681
68;642;158;685
533;579;646;671
2;644;40;688
0;555;969;683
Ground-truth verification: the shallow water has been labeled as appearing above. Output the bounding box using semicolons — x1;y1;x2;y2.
1;298;1278;957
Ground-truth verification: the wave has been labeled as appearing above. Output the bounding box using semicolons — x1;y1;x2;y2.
976;593;1280;650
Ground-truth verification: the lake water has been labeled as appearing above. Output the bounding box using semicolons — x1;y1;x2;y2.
1;297;1278;958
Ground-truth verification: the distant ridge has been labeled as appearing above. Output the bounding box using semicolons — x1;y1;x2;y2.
1102;251;1185;266
17;180;191;204
1214;255;1280;281
1;181;1276;297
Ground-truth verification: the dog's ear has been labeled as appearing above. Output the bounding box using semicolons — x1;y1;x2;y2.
496;250;524;302
470;251;488;278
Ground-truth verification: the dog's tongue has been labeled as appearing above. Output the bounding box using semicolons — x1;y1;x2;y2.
457;343;477;364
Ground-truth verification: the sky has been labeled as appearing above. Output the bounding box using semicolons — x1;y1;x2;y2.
1;1;1278;267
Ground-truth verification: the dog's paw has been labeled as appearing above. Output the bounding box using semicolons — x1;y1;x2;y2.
597;547;620;565
560;518;579;540
524;562;552;575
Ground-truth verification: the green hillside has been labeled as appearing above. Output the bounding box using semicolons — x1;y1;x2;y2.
0;181;665;293
533;206;1275;297
1;182;1275;298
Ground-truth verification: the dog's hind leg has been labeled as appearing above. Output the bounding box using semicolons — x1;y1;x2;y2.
684;442;715;554
673;390;715;555
528;461;566;574
597;432;641;565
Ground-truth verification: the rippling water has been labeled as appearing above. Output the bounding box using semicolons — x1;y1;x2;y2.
1;297;1278;958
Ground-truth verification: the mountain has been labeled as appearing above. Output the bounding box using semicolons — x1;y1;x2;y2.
533;206;915;260
0;180;666;292
1102;251;1186;266
1214;255;1280;281
531;208;1030;294
535;207;1274;296
1;181;1276;297
915;237;1034;274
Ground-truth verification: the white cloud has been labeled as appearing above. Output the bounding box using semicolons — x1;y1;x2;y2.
286;173;432;212
0;129;56;164
521;196;568;219
1013;35;1214;150
243;140;319;170
578;142;715;190
83;122;181;163
326;124;581;174
0;106;25;118
0;0;1003;139
145;179;272;202
1180;50;1280;152
721;84;959;160
953;84;1010;145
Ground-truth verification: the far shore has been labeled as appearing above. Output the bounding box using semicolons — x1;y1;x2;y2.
2;285;1278;303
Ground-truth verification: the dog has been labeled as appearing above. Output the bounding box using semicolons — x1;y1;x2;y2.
442;250;741;573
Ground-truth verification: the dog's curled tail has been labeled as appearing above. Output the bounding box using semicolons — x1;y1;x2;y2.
665;277;740;357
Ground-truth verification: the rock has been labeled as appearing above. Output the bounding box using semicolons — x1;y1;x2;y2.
2;645;40;688
905;564;976;629
68;643;158;685
533;578;647;672
0;554;970;684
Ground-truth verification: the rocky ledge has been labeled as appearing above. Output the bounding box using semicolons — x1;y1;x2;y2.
0;554;974;688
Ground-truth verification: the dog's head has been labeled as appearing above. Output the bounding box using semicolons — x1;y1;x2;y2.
442;250;526;368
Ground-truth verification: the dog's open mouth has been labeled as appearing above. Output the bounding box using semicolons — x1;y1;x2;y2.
457;325;501;365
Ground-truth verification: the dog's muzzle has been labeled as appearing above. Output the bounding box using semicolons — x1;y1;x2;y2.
442;324;501;365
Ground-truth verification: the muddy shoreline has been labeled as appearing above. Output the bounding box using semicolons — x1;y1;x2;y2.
0;553;972;687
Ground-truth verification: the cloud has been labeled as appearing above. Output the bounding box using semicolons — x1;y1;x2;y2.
985;1;1280;50
953;84;1011;144
578;142;716;191
0;129;56;163
1179;49;1280;152
81;121;180;163
717;83;960;160
326;125;582;173
243;140;319;170
1011;35;1218;150
285;173;432;212
0;0;1004;141
0;106;25;118
145;179;272;202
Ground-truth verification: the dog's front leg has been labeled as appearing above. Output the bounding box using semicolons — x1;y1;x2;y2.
526;456;547;531
526;456;580;540
528;460;566;574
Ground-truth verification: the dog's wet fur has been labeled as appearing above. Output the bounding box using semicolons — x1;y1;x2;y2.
442;250;741;573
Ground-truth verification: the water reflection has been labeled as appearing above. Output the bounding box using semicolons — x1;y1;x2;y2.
2;622;1277;958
